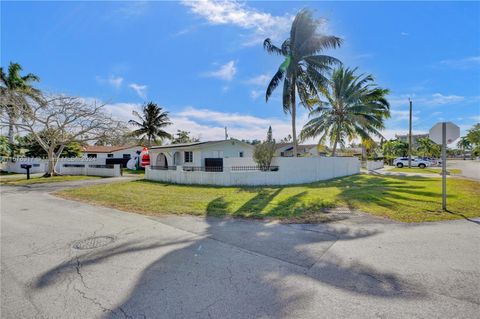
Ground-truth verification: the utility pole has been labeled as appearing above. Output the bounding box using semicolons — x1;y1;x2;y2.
224;126;228;140
408;98;413;168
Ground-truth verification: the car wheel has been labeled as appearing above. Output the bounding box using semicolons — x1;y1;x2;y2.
396;163;404;168
418;163;426;169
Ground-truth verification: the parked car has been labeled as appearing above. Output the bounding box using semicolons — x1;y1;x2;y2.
419;157;441;166
393;157;431;168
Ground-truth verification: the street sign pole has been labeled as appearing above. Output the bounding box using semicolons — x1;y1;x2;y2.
429;121;460;212
408;99;412;168
441;122;447;211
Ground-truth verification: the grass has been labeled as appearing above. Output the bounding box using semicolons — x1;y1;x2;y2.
122;168;145;175
57;174;480;223
0;174;101;186
388;167;462;174
0;171;18;176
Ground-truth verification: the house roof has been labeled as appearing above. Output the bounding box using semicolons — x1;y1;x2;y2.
82;145;142;153
275;143;319;151
150;139;253;150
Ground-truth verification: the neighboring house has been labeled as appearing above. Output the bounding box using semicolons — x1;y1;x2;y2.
81;145;144;160
149;140;254;170
275;143;324;157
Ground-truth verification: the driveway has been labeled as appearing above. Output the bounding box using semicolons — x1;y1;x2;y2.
1;179;479;318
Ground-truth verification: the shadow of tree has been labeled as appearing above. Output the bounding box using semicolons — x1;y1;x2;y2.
33;215;426;318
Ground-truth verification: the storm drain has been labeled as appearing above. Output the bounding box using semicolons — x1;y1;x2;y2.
72;236;115;250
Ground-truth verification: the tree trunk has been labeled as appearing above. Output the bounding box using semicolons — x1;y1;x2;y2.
8;117;15;159
331;130;340;157
44;147;60;177
291;82;298;157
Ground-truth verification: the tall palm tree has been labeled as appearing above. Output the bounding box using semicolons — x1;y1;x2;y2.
129;102;172;147
300;66;390;156
264;8;342;156
457;136;471;159
0;62;41;157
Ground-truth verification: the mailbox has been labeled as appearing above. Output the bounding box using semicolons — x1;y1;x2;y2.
20;164;32;179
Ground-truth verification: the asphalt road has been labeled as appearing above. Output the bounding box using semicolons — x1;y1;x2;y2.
1;179;479;318
448;159;480;180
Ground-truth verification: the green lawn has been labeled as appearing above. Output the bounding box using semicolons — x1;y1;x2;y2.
122;168;145;175
0;175;101;186
57;174;480;223
388;167;462;175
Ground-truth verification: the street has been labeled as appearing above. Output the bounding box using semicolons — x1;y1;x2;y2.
1;180;479;318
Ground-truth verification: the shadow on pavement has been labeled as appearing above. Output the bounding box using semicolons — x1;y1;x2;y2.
33;215;426;318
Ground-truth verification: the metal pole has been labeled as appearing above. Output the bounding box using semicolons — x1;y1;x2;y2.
408;99;412;168
442;122;447;211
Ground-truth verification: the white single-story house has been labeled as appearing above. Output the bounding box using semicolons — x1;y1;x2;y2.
81;145;144;160
149;140;254;170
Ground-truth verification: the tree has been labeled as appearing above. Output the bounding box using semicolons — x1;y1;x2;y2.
300;67;390;156
457;136;472;159
466;124;480;157
253;126;276;170
129;102;172;147
0;62;41;157
264;8;342;157
171;130;200;144
416;137;440;158
280;134;292;143
22;131;82;158
0;135;11;157
382;139;408;164
1;95;124;176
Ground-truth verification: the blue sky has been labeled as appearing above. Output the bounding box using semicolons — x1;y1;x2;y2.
2;0;479;142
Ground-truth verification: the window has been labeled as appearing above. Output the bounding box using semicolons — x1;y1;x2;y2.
123;154;131;159
184;151;193;163
107;154;114;158
87;154;97;158
239;151;244;158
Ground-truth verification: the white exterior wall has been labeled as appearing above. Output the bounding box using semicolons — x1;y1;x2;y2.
59;164;121;177
149;141;254;168
82;147;143;159
366;160;384;171
146;157;360;186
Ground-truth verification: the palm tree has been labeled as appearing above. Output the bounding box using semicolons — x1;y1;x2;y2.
300;67;390;156
264;8;342;156
457;136;471;159
416;137;440;158
0;62;41;157
129;102;172;147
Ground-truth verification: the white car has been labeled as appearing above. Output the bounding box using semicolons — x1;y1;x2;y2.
393;157;431;168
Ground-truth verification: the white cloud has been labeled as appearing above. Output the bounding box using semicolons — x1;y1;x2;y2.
250;90;261;100
104;102;141;122
390;110;419;122
129;83;148;100
400;32;409;36
471;115;480;122
96;75;124;89
113;1;149;19
205;60;237;81
427;93;464;105
245;73;271;86
181;0;294;45
439;56;480;69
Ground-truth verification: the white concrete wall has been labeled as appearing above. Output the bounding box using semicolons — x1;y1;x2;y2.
366;160;384;171
3;157;106;174
59;164;121;177
146;157;360;186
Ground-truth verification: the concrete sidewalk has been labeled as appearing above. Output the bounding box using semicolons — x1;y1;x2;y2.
1;182;479;318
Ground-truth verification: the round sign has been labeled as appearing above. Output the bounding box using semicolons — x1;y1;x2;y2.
429;122;460;145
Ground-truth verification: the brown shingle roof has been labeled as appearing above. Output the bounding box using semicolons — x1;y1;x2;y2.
82;145;142;153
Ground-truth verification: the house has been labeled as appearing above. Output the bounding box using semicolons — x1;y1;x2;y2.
149;140;254;171
275;143;324;157
81;145;144;160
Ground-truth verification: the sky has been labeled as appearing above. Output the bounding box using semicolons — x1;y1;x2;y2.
1;0;479;144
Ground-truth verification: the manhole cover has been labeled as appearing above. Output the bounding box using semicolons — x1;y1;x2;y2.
72;236;114;250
